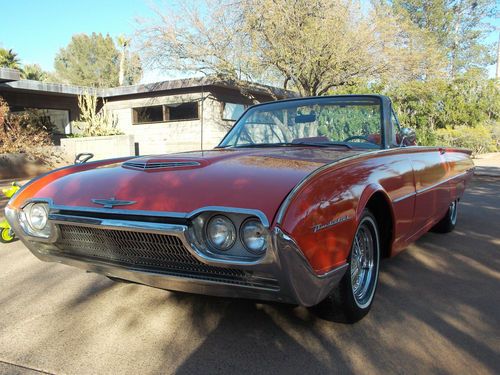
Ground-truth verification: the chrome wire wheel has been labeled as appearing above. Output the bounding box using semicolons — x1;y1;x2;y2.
314;210;380;323
350;217;379;309
449;200;458;226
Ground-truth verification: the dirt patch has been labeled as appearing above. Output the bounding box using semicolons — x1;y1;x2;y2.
0;150;71;180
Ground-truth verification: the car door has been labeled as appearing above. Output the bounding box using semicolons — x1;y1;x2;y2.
408;148;449;234
389;109;449;238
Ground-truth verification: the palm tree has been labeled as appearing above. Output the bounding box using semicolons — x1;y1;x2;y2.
21;64;47;81
0;48;21;69
116;35;130;86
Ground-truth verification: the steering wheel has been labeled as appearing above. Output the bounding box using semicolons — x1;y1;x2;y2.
343;135;370;143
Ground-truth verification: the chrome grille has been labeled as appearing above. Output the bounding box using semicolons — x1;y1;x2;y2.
53;224;278;289
123;161;200;170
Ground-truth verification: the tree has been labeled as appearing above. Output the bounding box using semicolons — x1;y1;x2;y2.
137;0;446;97
21;64;47;81
0;48;21;69
117;35;129;86
390;0;497;76
54;33;142;87
137;1;259;88
123;53;143;86
117;35;143;86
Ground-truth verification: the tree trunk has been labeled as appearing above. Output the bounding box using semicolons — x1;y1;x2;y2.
119;47;126;86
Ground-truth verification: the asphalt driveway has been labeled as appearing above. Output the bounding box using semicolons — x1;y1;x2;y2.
0;176;499;374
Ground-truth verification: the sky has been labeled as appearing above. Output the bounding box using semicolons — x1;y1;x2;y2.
0;0;167;83
0;0;499;84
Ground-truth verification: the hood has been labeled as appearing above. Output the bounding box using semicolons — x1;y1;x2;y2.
29;148;361;224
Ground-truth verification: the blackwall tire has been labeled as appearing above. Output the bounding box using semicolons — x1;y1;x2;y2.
432;200;458;233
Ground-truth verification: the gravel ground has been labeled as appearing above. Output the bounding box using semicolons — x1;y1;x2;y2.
473;152;500;176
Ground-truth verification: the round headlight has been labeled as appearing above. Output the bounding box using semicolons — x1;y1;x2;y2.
28;203;48;230
206;215;236;251
241;219;267;254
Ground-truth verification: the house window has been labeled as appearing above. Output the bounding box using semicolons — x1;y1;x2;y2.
166;102;199;121
132;102;199;125
11;108;70;134
223;102;246;121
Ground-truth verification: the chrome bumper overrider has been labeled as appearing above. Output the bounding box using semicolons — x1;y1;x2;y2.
5;206;347;306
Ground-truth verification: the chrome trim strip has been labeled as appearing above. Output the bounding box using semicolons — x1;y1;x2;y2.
123;161;201;170
392;171;470;203
33;202;270;228
49;214;188;236
415;171;469;196
392;192;416;203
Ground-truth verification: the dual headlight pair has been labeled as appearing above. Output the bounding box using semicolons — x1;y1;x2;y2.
18;202;268;258
205;215;267;255
19;202;51;238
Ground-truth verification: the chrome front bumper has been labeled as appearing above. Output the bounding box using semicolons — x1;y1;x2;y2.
5;206;347;306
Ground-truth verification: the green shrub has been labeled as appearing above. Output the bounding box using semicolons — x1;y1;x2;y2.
435;125;496;156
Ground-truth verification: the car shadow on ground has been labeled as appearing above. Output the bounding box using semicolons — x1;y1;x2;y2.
150;177;499;373
474;164;500;177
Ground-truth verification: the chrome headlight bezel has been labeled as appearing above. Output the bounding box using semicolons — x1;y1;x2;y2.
188;209;270;262
240;218;268;255
205;214;237;251
19;202;52;239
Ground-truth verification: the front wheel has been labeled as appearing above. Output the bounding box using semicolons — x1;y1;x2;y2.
314;209;380;323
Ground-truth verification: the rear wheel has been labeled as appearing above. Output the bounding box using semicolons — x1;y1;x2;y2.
432;200;458;233
0;228;15;243
315;210;380;323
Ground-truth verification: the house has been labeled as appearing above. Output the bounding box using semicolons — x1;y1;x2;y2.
0;68;295;156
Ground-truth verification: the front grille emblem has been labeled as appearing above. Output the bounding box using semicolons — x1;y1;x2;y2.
91;197;136;209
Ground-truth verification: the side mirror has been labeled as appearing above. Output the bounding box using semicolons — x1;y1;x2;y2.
399;128;416;147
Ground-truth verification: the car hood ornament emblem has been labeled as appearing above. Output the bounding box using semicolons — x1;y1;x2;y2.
91;197;136;209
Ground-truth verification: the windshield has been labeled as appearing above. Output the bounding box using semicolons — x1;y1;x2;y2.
219;96;383;149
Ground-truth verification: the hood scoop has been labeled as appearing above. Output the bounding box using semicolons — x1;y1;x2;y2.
123;159;201;170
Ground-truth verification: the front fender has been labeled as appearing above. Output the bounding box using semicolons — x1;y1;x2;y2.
356;184;394;220
278;166;359;274
277;161;398;274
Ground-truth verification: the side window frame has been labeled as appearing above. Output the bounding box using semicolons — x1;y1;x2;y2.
390;108;402;147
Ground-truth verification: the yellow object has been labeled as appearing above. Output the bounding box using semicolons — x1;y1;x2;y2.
1;182;21;244
1;227;14;243
2;182;20;198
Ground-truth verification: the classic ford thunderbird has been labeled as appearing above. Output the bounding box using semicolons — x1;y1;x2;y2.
6;95;474;322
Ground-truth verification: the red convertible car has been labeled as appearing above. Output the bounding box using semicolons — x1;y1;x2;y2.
6;95;474;322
